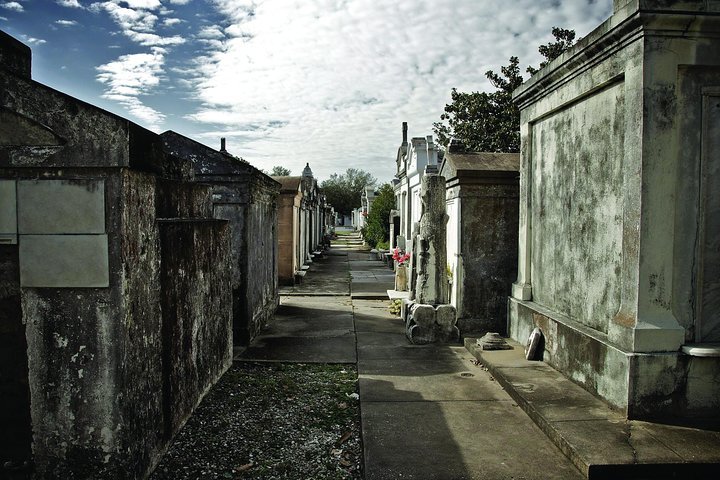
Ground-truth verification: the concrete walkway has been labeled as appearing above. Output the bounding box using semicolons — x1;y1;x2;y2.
240;232;585;479
239;232;720;479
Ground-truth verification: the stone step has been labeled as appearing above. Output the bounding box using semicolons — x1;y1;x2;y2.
464;338;720;479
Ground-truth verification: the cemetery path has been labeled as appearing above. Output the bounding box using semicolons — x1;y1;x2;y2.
237;229;585;480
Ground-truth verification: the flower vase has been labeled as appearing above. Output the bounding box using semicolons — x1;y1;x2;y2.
395;264;408;291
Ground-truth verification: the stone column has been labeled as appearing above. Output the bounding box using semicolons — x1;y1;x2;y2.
404;172;458;344
414;174;448;304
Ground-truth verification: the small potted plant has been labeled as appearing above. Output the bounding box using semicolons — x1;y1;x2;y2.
392;247;411;291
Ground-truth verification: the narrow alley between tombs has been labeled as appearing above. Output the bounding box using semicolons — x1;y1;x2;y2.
149;229;584;480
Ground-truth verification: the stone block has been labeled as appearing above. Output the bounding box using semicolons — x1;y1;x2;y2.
17;180;105;234
436;304;456;327
19;234;109;287
411;303;435;329
0;180;17;244
406;302;459;345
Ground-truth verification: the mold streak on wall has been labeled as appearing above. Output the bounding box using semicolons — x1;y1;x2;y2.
530;81;625;335
0;244;31;467
159;220;232;439
698;93;720;342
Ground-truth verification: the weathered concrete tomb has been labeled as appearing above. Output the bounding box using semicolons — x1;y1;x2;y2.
0;31;268;477
160;132;280;345
392;123;440;261
440;139;519;336
273;165;329;285
510;0;720;420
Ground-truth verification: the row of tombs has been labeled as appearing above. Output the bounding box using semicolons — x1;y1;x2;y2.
388;1;720;425
0;31;331;477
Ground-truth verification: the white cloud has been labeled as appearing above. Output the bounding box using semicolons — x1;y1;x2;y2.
126;31;185;45
162;17;183;26
120;0;161;8
57;0;83;7
91;0;187;47
55;19;79;26
197;25;224;39
96;51;166;129
0;2;24;12
169;0;190;4
95;1;158;32
21;35;46;45
177;0;612;181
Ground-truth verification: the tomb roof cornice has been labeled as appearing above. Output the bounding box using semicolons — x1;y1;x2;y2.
513;3;720;110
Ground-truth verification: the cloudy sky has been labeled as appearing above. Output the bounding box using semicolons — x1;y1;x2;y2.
1;0;612;182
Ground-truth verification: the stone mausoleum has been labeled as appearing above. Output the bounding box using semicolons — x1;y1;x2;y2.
0;31;276;477
160;132;280;345
392;122;440;262
274;164;329;285
440;140;519;336
509;0;720;420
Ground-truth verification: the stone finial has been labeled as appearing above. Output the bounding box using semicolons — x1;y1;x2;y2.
220;137;227;152
402;121;408;144
302;162;313;178
477;332;512;350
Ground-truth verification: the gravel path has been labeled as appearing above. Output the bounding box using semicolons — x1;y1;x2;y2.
151;362;362;480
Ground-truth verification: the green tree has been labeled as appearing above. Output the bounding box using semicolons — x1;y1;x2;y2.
270;165;291;176
526;27;576;76
320;168;377;216
361;183;395;248
433;57;523;153
433;27;575;153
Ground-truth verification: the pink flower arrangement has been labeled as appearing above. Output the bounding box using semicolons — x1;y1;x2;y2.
392;247;411;266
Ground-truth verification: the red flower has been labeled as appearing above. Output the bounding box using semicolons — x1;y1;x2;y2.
392;247;411;265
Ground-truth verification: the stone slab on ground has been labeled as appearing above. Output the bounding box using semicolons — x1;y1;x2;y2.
353;299;585;479
359;356;510;402
280;249;350;296
353;304;403;334
347;250;395;300
362;400;584;480
238;296;356;363
239;335;356;363
465;338;720;479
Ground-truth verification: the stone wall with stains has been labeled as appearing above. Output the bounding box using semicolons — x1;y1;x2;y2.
441;149;519;337
160;131;280;346
457;184;518;334
243;179;279;342
1;32;235;478
159;219;232;438
0;244;31;467
509;2;720;419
